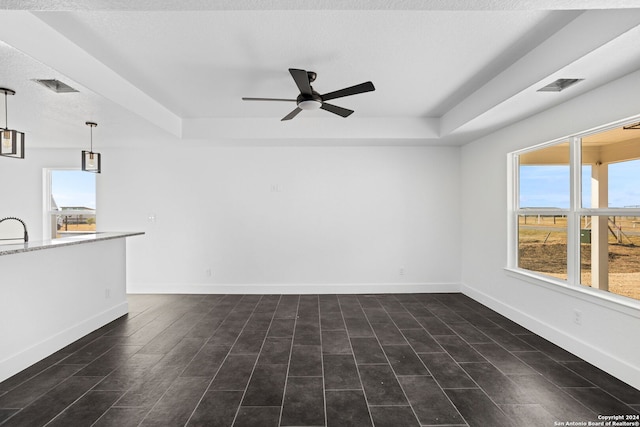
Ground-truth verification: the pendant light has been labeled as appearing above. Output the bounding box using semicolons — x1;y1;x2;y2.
82;121;101;173
0;88;25;159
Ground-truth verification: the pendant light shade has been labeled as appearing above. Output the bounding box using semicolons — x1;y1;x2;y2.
0;88;25;159
82;121;101;173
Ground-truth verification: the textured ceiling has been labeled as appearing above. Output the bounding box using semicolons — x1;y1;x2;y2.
1;1;640;148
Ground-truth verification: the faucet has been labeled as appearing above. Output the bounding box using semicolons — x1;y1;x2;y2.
0;217;29;242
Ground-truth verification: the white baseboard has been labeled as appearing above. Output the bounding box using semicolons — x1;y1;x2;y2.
127;282;461;295
461;283;640;391
0;302;128;383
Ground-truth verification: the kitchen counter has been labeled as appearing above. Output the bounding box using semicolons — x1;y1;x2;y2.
0;231;144;256
0;231;143;383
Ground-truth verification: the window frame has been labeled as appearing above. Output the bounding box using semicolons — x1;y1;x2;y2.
42;168;97;240
508;137;574;278
507;118;640;309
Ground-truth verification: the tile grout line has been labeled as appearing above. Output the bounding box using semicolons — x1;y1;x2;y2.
57;295;231;427
395;296;478;425
138;294;247;427
181;294;258;426
1;312;130;398
556;362;639;410
87;296;201;427
431;295;541;424
318;296;334;427
374;294;438;426
227;295;281;427
343;295;377;427
416;296;495;427
470;342;585;411
277;295;301;427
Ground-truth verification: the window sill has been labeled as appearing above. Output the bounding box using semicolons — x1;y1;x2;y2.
504;267;640;317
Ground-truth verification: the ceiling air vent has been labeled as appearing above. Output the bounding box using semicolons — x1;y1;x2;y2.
537;78;583;92
33;79;78;93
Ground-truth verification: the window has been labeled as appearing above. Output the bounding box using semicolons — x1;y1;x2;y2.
509;121;640;302
516;141;570;280
44;169;97;239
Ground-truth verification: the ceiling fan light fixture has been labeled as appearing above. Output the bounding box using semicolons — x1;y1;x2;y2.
298;99;322;110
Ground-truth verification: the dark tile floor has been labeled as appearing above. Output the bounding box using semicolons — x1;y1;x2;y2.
0;293;638;427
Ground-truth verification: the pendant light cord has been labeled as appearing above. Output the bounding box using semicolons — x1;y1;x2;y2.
3;91;7;129
85;122;97;152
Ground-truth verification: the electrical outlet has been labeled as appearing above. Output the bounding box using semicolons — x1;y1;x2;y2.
573;309;582;326
399;267;405;276
205;268;212;277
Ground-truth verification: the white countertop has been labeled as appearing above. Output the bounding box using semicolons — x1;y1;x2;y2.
0;232;144;256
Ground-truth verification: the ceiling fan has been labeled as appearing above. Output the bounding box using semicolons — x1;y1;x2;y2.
242;68;375;121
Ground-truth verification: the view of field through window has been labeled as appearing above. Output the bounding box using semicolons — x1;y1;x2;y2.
50;170;96;238
518;215;567;278
579;215;640;300
516;128;640;302
518;214;640;300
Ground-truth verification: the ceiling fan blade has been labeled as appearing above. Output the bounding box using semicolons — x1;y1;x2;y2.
242;97;296;102
320;103;354;118
289;68;312;96
281;107;303;121
321;81;375;101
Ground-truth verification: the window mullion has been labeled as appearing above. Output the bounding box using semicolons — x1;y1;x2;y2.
566;137;581;285
507;154;518;268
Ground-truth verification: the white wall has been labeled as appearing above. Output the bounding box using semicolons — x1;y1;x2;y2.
0;148;82;241
0;238;128;382
0;141;461;294
99;145;462;294
460;69;640;390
